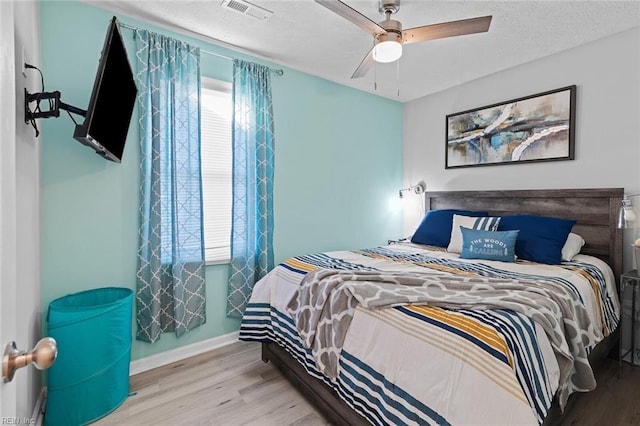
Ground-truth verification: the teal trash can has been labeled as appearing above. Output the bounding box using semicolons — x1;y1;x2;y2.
45;287;134;426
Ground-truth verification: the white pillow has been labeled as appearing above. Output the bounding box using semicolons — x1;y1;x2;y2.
447;214;501;253
561;233;585;261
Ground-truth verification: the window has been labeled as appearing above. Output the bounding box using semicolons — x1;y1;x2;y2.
201;78;232;263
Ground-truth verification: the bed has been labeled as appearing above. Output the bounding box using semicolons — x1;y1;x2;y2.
240;188;623;425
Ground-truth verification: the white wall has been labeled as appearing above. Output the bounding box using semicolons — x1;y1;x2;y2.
404;28;640;269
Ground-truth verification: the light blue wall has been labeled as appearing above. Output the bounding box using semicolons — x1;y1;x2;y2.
39;1;403;360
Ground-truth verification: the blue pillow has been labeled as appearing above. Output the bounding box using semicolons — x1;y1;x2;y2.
460;227;519;262
497;215;576;264
411;209;488;247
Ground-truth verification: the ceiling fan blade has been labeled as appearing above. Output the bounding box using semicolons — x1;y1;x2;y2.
315;0;387;37
351;48;375;79
403;15;492;45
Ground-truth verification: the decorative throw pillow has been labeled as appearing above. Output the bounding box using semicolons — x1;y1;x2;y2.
460;227;519;263
447;214;501;253
498;215;576;265
561;233;585;261
411;209;489;247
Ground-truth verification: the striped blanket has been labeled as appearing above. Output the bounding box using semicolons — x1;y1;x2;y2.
240;243;619;425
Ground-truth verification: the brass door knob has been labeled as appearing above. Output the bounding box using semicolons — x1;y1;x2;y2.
2;337;58;383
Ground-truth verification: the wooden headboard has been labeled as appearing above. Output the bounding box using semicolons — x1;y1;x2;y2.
424;188;623;285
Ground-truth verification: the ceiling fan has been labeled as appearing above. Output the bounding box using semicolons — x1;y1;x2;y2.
315;0;492;79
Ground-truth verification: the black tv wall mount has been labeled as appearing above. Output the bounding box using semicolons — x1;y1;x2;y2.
23;62;88;137
24;89;86;123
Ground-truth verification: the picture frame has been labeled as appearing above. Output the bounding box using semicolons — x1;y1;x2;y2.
445;85;576;169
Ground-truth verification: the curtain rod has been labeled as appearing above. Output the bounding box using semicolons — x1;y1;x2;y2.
118;22;284;76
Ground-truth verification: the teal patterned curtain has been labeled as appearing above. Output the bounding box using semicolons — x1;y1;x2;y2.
135;29;206;343
227;60;275;317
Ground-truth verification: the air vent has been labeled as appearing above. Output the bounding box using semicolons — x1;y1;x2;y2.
221;0;274;20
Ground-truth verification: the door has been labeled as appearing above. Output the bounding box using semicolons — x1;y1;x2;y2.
2;1;47;419
0;0;19;417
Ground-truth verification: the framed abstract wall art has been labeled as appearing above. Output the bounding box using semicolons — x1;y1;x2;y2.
445;85;576;169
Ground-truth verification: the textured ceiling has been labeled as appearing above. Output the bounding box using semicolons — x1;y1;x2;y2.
85;0;640;102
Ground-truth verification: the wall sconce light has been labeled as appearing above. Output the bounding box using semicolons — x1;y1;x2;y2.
618;194;638;229
399;181;426;199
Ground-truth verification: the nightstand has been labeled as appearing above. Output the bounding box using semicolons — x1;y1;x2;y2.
620;270;640;372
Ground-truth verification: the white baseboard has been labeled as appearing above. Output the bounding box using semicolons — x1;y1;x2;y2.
129;331;239;376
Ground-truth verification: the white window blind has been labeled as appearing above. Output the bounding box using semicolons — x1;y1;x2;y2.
201;78;232;263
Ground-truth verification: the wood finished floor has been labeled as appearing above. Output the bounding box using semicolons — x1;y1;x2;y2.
94;341;328;426
94;340;640;425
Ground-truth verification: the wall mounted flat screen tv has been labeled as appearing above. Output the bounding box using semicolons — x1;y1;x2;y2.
73;16;137;163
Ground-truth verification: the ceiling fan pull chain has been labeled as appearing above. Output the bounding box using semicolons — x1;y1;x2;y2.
396;59;400;97
374;60;378;91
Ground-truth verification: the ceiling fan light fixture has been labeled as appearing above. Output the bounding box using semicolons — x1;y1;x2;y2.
313;0;492;78
373;39;402;63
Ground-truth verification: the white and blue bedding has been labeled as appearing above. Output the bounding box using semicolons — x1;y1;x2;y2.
240;243;619;425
